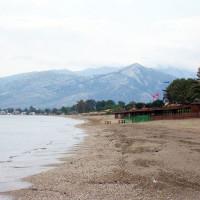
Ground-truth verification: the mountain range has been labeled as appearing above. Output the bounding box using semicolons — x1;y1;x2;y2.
156;66;196;79
0;63;177;108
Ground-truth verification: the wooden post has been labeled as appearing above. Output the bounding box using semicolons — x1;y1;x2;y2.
191;102;200;113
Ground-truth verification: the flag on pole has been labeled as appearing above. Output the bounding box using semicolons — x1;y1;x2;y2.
164;81;170;84
152;93;159;98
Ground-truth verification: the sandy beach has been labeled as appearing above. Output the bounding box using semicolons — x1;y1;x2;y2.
2;115;200;199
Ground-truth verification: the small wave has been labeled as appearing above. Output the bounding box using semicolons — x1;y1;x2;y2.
47;141;53;145
74;137;80;140
9;155;18;159
0;160;12;164
33;148;46;151
24;151;31;154
24;147;47;153
12;166;30;169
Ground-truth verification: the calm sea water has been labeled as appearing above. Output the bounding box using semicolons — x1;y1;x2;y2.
0;115;85;194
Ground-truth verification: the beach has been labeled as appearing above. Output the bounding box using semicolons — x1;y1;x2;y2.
2;115;200;199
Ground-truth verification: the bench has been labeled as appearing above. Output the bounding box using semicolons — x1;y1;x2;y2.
118;119;125;124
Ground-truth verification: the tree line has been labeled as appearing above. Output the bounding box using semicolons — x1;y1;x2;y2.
71;99;165;114
0;99;164;115
165;79;200;104
164;68;200;104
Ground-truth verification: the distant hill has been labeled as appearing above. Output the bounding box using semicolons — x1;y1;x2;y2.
0;71;38;86
156;66;196;79
49;66;120;77
0;63;176;108
73;66;121;76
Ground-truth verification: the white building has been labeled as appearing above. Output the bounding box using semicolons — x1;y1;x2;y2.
0;111;7;115
29;112;36;115
13;110;21;115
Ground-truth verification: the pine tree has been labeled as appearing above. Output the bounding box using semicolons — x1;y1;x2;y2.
197;67;200;82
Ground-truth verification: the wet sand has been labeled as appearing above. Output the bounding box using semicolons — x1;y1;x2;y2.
1;116;200;199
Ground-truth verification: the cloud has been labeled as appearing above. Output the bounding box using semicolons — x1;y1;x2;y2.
0;0;199;77
140;16;200;69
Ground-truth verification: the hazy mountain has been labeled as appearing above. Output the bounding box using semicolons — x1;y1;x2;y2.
73;66;121;76
156;66;196;79
0;71;38;86
49;69;74;75
0;63;175;108
0;66;119;86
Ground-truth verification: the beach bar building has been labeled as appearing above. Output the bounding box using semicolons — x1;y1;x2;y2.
115;102;200;122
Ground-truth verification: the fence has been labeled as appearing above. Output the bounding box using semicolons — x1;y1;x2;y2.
124;115;151;123
151;112;200;121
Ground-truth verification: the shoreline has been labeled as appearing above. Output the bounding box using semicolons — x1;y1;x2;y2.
0;115;86;199
1;115;200;199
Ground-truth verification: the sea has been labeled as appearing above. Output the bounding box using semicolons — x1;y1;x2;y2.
0;115;85;198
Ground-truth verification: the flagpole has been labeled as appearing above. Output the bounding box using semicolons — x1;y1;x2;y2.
163;81;170;103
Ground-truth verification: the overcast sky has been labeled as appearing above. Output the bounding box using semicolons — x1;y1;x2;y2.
0;0;200;77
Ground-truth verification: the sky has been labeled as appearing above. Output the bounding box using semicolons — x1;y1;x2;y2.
0;0;200;77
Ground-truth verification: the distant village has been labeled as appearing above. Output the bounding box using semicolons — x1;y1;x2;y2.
0;110;36;115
